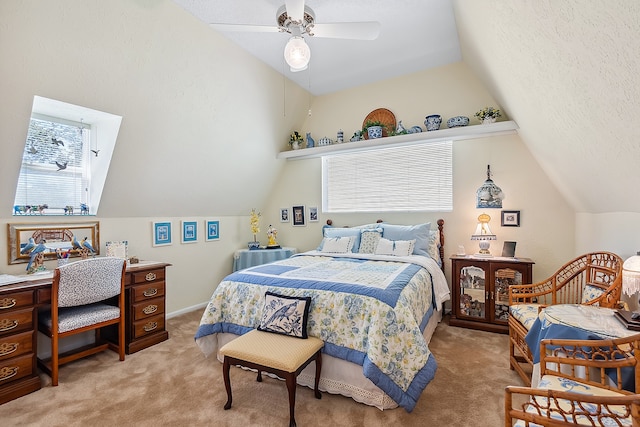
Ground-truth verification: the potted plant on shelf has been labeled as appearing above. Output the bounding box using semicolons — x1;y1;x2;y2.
362;120;386;139
474;107;502;124
289;131;304;150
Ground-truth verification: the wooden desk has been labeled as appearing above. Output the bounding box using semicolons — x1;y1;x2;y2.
0;260;170;404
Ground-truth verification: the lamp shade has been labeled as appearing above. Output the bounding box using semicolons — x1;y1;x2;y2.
284;36;310;72
623;252;640;297
471;213;496;256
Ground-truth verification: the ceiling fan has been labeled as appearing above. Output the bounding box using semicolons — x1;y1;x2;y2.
210;0;381;72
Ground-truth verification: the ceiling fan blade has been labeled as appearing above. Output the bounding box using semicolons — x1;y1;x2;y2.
285;0;305;23
209;23;281;33
311;22;381;40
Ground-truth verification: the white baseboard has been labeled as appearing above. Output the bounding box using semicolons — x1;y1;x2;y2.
167;301;208;319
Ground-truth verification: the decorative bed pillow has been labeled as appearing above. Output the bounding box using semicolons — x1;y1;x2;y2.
358;228;383;254
258;291;311;338
318;227;361;252
319;236;355;253
375;238;416;257
380;223;431;257
428;230;443;267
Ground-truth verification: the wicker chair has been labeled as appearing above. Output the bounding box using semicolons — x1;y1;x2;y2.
505;334;640;426
508;252;624;386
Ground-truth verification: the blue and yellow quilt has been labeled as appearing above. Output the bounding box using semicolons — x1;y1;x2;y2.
195;252;450;412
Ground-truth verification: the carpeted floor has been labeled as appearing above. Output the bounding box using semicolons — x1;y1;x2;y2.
0;310;523;426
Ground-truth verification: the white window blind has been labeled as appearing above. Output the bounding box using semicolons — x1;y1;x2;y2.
322;141;453;213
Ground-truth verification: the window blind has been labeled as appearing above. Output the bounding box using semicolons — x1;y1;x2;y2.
322;140;453;213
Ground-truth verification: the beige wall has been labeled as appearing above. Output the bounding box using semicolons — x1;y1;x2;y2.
264;63;576;288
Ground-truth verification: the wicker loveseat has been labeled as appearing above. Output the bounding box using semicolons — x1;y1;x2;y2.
505;334;640;426
508;252;624;386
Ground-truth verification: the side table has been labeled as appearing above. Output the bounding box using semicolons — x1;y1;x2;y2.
233;247;297;271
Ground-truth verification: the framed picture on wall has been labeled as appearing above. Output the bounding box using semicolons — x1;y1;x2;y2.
292;205;305;226
205;219;220;241
152;221;172;246
308;206;318;222
501;210;521;227
181;220;198;244
280;207;289;223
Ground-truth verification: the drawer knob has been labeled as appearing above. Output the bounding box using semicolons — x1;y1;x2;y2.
0;298;17;310
0;319;18;332
145;272;157;281
0;366;18;382
143;288;158;297
142;304;158;315
0;342;18;357
143;321;158;332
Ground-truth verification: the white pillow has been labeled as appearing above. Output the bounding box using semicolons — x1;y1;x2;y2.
375;238;416;257
320;236;355;253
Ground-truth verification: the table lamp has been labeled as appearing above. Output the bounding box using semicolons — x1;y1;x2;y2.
471;213;497;256
623;252;640;312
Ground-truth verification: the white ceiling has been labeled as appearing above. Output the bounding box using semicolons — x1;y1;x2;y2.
173;0;462;95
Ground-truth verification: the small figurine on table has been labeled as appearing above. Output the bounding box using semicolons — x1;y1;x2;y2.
266;225;280;249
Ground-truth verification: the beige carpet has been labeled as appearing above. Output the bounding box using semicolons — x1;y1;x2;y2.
0;310;523;426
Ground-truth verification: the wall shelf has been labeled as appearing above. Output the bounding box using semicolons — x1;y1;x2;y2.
277;120;519;160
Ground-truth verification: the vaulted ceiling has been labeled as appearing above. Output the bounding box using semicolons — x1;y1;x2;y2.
175;0;640;214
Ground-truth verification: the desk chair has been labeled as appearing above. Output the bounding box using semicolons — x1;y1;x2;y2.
37;257;126;386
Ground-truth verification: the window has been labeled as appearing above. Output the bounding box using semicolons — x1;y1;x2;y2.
322;141;453;213
12;96;122;216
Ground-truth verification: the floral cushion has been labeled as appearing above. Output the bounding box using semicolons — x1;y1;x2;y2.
258;291;311;339
358;228;383;254
582;283;606;304
513;375;631;427
509;303;543;330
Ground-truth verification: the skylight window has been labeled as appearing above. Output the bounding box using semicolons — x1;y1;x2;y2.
12;96;122;216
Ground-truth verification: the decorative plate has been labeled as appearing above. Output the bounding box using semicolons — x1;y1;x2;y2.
362;108;397;139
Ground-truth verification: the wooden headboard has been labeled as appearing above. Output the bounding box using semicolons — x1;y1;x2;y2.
324;218;445;273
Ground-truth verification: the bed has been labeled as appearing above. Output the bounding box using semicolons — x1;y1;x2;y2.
195;219;450;411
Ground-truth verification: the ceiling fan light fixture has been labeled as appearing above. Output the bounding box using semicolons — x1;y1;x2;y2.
284;36;310;72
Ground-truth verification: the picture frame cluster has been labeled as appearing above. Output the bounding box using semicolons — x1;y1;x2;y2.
280;206;318;226
152;219;220;246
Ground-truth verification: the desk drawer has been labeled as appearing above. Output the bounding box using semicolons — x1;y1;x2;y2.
131;281;165;303
0;308;33;337
0;353;34;385
0;291;34;311
131;268;165;284
132;314;165;339
0;331;33;361
132;297;165;321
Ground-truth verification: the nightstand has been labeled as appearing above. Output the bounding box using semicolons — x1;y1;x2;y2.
233;247;297;271
450;255;534;333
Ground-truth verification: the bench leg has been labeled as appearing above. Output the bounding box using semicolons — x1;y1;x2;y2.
223;357;233;410
256;369;262;382
285;373;297;427
314;351;322;399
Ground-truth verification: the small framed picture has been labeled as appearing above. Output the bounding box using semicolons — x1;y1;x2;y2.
280;207;289;223
501;210;521;227
308;206;318;222
292;205;305;226
106;240;128;259
181;220;198;244
205;219;220;241
152;221;172;246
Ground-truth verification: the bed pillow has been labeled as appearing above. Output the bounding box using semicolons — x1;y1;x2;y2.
375;238;416;257
258;291;311;339
318;227;361;252
319;236;355;253
381;223;431;257
358;228;383;254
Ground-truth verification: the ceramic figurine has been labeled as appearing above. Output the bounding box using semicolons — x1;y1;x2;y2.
337;129;344;143
306;132;315;148
396;121;406;133
424;115;442;131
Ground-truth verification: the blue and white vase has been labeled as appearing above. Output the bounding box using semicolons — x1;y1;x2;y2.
248;241;260;250
424;115;442;131
367;126;383;139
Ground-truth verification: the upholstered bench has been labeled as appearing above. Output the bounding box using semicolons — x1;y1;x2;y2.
220;329;324;427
